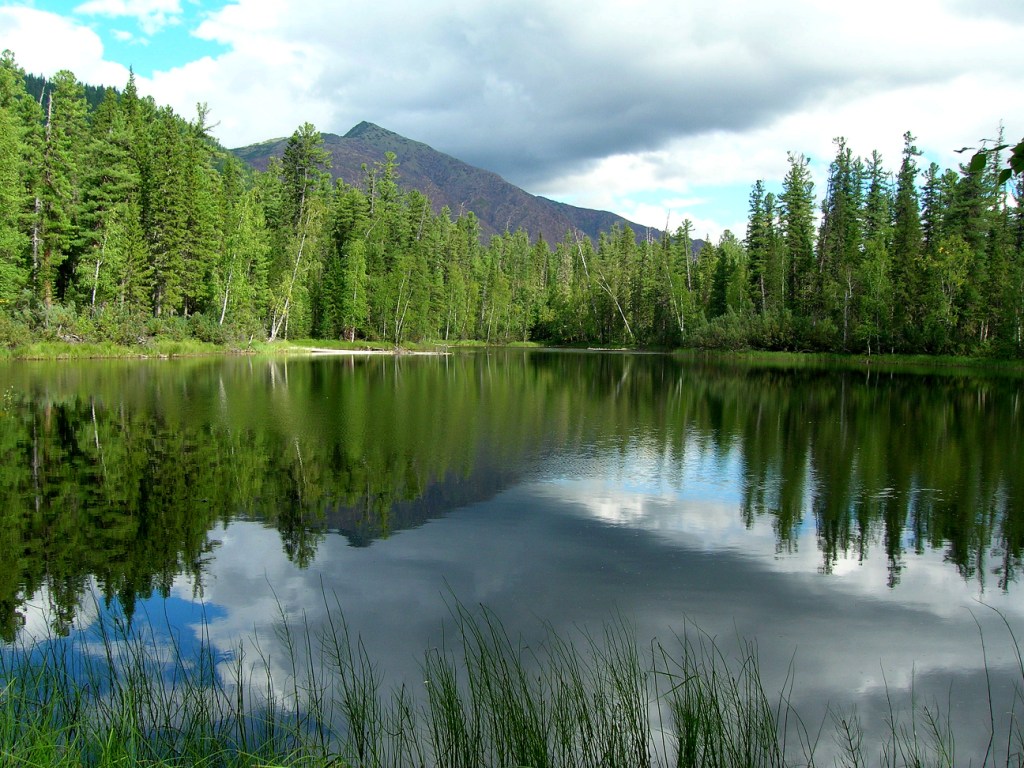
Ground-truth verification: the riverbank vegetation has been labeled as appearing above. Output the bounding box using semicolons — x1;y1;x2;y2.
2;52;1022;358
2;598;1022;767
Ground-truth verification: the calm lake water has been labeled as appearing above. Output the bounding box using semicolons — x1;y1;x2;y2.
2;350;1022;760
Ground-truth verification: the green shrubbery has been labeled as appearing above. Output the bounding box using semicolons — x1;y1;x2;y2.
0;301;268;357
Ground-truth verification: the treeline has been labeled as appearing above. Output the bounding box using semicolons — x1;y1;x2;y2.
1;51;1022;354
740;137;1024;355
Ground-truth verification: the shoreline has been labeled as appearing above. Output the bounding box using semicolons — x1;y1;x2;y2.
0;339;1021;375
296;346;448;356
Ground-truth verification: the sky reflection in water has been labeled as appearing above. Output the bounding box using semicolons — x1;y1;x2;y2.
5;352;1022;761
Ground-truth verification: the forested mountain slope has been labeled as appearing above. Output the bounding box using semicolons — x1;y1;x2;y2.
231;121;658;245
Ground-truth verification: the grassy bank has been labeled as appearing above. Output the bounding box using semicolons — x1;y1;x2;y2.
4;331;1022;375
672;348;1024;377
3;600;1022;767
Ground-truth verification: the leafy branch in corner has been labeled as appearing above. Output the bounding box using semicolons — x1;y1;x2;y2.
957;138;1024;184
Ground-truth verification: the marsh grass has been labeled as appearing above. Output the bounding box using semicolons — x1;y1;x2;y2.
2;597;1022;767
1;338;226;360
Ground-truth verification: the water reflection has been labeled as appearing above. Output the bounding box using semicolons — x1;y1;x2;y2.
3;351;1022;760
0;352;1021;642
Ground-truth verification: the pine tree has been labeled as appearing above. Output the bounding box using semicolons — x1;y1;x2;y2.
646;221;696;345
891;132;925;349
0;50;43;309
780;152;816;320
178;105;222;316
1009;174;1024;352
77;87;141;310
817;138;864;347
0;54;29;305
268;124;330;341
146;108;191;316
856;151;894;354
107;198;153;314
746;180;771;315
36;70;88;309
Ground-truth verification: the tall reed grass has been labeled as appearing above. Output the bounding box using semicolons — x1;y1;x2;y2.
2;596;1021;767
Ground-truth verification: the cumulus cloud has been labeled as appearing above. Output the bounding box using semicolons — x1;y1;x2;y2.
73;0;183;36
0;6;130;87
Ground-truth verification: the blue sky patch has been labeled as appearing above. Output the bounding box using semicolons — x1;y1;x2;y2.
33;0;231;77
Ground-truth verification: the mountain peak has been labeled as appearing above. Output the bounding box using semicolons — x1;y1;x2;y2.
344;121;394;140
232;124;661;244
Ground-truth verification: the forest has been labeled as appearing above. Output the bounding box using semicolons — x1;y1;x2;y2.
1;50;1023;357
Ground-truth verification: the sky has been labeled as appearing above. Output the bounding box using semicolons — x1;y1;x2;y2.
1;0;1023;240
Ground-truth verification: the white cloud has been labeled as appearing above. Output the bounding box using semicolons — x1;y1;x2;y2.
0;6;130;87
73;0;183;36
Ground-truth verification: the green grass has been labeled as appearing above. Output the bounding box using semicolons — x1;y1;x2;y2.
0;339;232;361
3;598;1023;767
672;348;1024;377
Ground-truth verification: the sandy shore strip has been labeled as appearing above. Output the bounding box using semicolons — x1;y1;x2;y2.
296;347;448;356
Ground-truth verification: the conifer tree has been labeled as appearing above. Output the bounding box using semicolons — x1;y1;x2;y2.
107;198;153;314
0;56;29;304
817;138;864;346
857;151;894;354
146;108;191;316
36;70;88;309
746;180;771;315
780;153;815;320
178;105;222;316
663;221;698;342
77;87;140;310
891;132;925;348
215;160;269;333
268;123;330;341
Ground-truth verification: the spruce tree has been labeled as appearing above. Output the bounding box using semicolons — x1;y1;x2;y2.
817;138;864;346
0;56;29;304
146;108;191;316
746;180;772;315
891;132;925;349
77;87;141;310
37;70;88;309
857;151;894;354
780;152;815;320
268;123;330;340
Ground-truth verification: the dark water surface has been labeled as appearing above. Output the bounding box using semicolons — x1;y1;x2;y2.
2;350;1022;757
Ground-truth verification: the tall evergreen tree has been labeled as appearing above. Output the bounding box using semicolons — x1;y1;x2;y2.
76;87;141;309
817;138;864;346
106;199;153;314
0;53;29;304
857;151;894;354
746;181;772;315
891;132;925;348
36;70;88;309
146;107;192;316
268;123;330;341
780;152;815;319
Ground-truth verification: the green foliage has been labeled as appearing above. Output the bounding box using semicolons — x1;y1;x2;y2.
0;49;1021;358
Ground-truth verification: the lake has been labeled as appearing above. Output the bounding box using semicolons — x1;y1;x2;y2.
1;350;1022;763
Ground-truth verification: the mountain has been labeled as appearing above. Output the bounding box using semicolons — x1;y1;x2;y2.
231;121;660;244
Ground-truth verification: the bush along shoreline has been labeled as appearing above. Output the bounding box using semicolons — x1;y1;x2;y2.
2;596;1023;767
